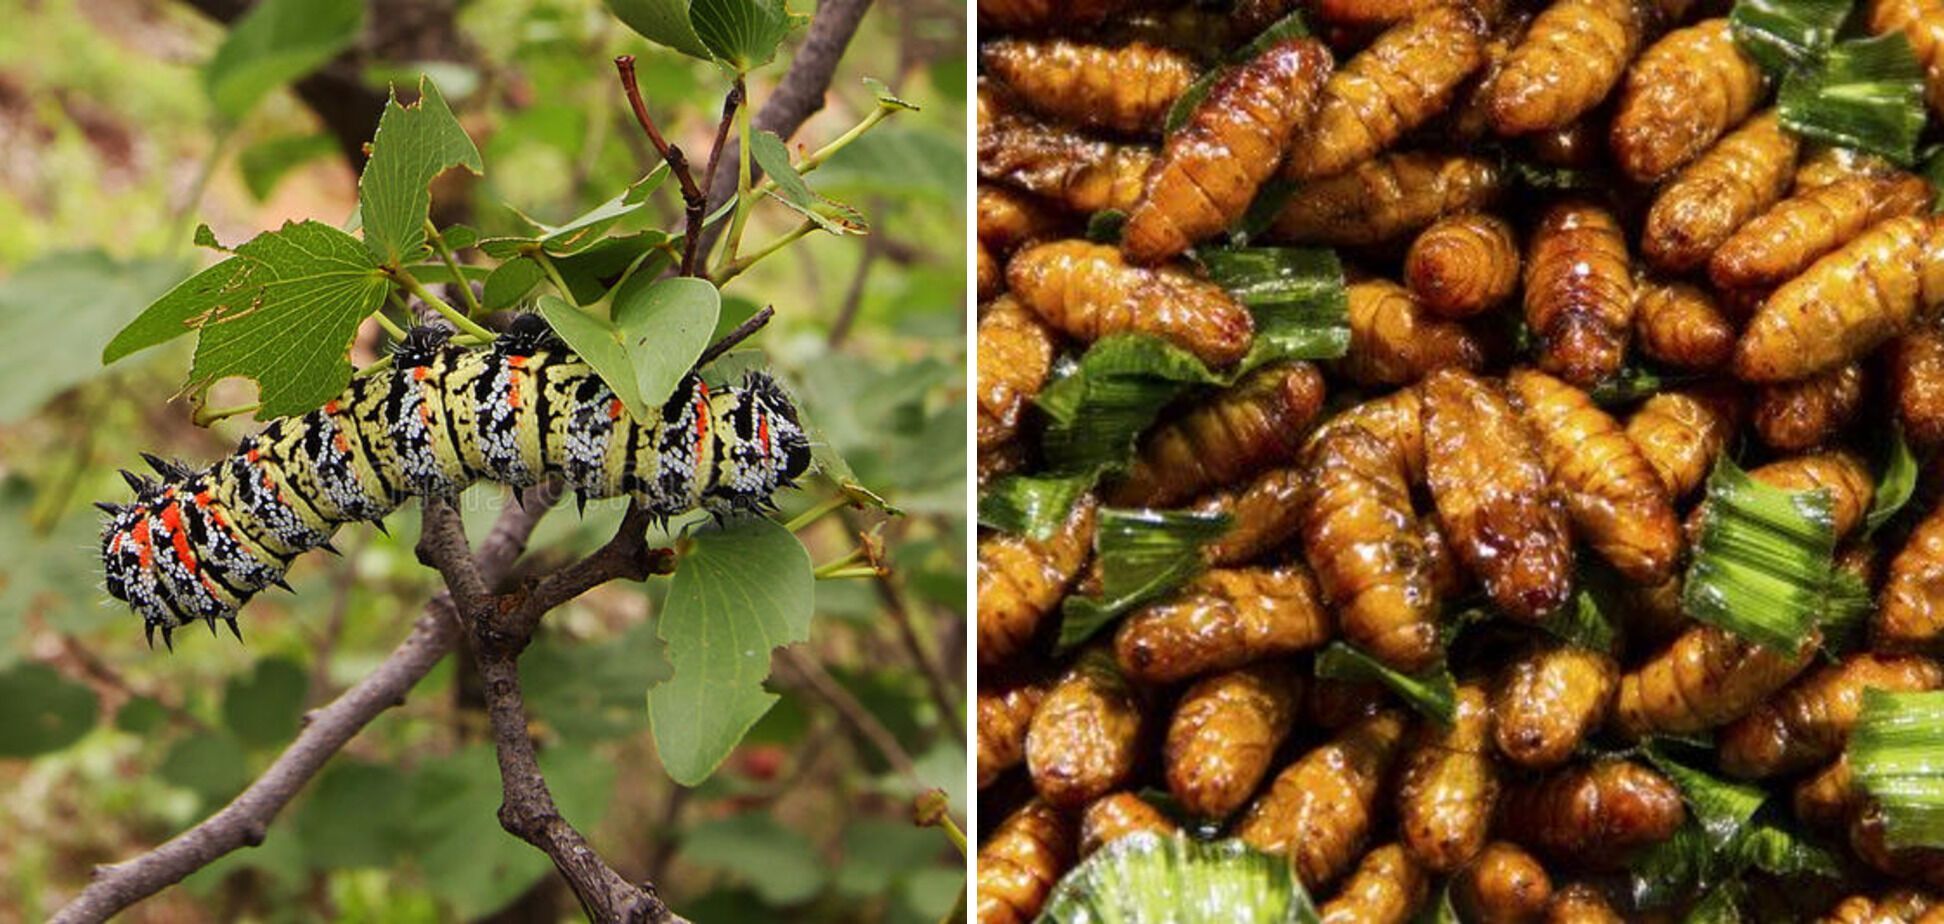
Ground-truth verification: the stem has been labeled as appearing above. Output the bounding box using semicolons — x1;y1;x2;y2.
370;310;407;341
714;219;816;284
533;252;579;308
689;79;743;277
785;494;850;533
933;814;967;855
193;402;262;427
814;565;881;581
695;305;774;368
615;55;706;279
423;220;482;316
724;96;755;263
395;269;495;342
811;548;867;578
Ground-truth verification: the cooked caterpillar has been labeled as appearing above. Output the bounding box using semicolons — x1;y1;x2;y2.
979;677;1051;789
1310;0;1450;28
1796;146;1907;192
1339;279;1487;387
1893;328;1944;449
979;90;1156;215
1622;574;1692;657
1164;662;1302;820
976;297;1056;456
978;243;1004;301
1483;0;1647;135
1122;39;1333;264
1114;563;1332;683
1817;889;1941;924
1508;369;1682;585
976;799;1075;924
1742;451;1877;540
978;184;1066;256
1025;645;1144;809
1319;844;1431;924
1854;802;1944;891
1397;683;1500;872
1284;6;1489;182
1614;623;1819;737
1494;641;1619;770
1610;19;1767;184
1524;200;1635;388
1314;386;1429;482
1423;369;1574;621
1869;0;1944;117
1525;117;1607;169
1405;212;1520;319
1096;7;1247;61
1109;361;1327;507
1718;653;1944;779
977;495;1098;666
1733;215;1944;383
1456;841;1554;924
1878;500;1944;652
1195;466;1307;567
1632;280;1737;371
1710;173;1935;291
1498;759;1687;868
98;319;810;645
1642;111;1800;274
1006;240;1255;367
1624;388;1743;501
1419;513;1466;599
1078;793;1181;856
1795;754;1860;831
978;0;1134;31
1753;362;1865;452
980;39;1202;137
1235;710;1409;889
1545;883;1628;923
1271;151;1504;247
1302;424;1443;671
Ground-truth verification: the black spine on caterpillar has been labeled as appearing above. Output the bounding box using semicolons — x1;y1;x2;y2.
98;315;812;649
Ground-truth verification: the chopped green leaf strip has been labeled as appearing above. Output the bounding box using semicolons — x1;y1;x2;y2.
1682;456;1838;653
1589;365;1685;407
1728;0;1850;75
1057;508;1231;652
1035;335;1210;472
1539;565;1621;654
1820;567;1875;658
1085;209;1128;244
1643;744;1768;851
1629;821;1711;909
977;472;1098;539
1779;33;1927;167
1313;642;1458;727
1733;817;1843;878
1164;68;1221;135
1036;834;1320;924
1684;880;1746;924
1867;430;1920;534
1852;688;1944;849
1198;246;1350;364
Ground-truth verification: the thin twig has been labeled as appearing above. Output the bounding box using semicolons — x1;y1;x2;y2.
690;81;744;277
616;54;708;281
828;208;884;346
695;305;775;368
778;648;922;786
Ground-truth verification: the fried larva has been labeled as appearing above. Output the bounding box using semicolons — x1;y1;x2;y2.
1397;684;1500;872
1419;513;1467;599
1271;151;1504;247
1509;369;1682;584
1710;173;1935;290
1236;710;1409;889
1614;623;1819;737
978;495;1098;666
1314;386;1428;482
1196;466;1307;567
1633;280;1737;371
1285;6;1489;181
1642;111;1800;274
1457;841;1555;924
1405;212;1520;319
1499;760;1686;868
1007;240;1255;366
1796;754;1862;831
1796;146;1907;192
1025;645;1144;809
1078;793;1180;857
1733;215;1944;383
981;39;1201;137
1123;39;1332;264
1753;362;1865;452
979;243;1004;302
1854;802;1944;891
1525;201;1635;387
976;799;1075;924
1164;662;1302;820
977;297;1056;455
979;87;1156;215
1868;0;1944;117
978;183;1067;255
1423;369;1573;621
1893;328;1944;449
1319;844;1431;924
1817;889;1941;924
1340;279;1488;387
1744;451;1877;540
1302;425;1443;671
1625;388;1743;501
1110;361;1327;507
1494;641;1619;770
1610;19;1766;183
978;677;1051;789
979;0;1131;32
1545;883;1628;923
1719;653;1944;779
1484;0;1646;135
1878;500;1944;652
1115;564;1333;684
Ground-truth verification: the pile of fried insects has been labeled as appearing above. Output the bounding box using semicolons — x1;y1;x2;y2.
975;0;1944;918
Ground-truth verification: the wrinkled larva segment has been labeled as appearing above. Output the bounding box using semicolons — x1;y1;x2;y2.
1318;843;1431;924
1235;710;1408;890
1396;683;1499;872
1752;362;1865;452
1025;645;1145;809
1643;110;1800;274
1625;387;1744;501
1404;212;1520;319
1610;19;1767;184
1455;841;1554;923
1718;653;1944;779
1270;151;1504;247
1483;0;1647;135
1497;759;1687;869
980;39;1202;137
976;495;1098;667
975;799;1075;924
1524;201;1635;386
1006;240;1255;367
1164;662;1302;821
1614;624;1819;738
1078;793;1180;857
1110;361;1326;508
1710;173;1934;291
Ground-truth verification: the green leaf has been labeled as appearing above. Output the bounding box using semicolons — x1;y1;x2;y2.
358;78;484;267
1085;209;1128;244
221;656;307;748
1643;745;1768;851
1779;33;1928;167
0;250;188;421
495;166;665;256
647;516;814;785
1196;246;1350;365
202;0;362;122
1590;365;1681;407
1683;456;1838;653
1160;10;1311;136
691;0;802;71
0;662;98;756
1821;567;1875;656
1851;688;1944;848
1037;834;1320;924
1538;565;1621;654
522;621;671;742
862;76;918;111
681;814;827;905
115;697;168;735
1314;642;1458;727
613;275;721;410
296;760;412;868
750;130;868;235
1729;0;1849;75
482;257;545;310
604;0;714;60
159;730;251;803
1057;508;1230;652
536;295;649;418
550;231;674;304
977;472;1096;539
238;133;339;201
1685;881;1747;924
1867;430;1920;535
835;819;944;897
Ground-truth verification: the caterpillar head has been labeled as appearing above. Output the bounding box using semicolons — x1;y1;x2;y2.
705;371;811;515
98;460;246;649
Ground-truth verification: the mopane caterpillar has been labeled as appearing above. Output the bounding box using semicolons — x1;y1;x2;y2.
99;317;811;648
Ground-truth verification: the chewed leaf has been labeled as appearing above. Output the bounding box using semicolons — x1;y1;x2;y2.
358;78;484;267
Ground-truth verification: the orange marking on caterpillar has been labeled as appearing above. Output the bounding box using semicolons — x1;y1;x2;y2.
133;519;153;569
161;502;199;577
413;366;429;381
609;398;624;420
758;408;772;458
